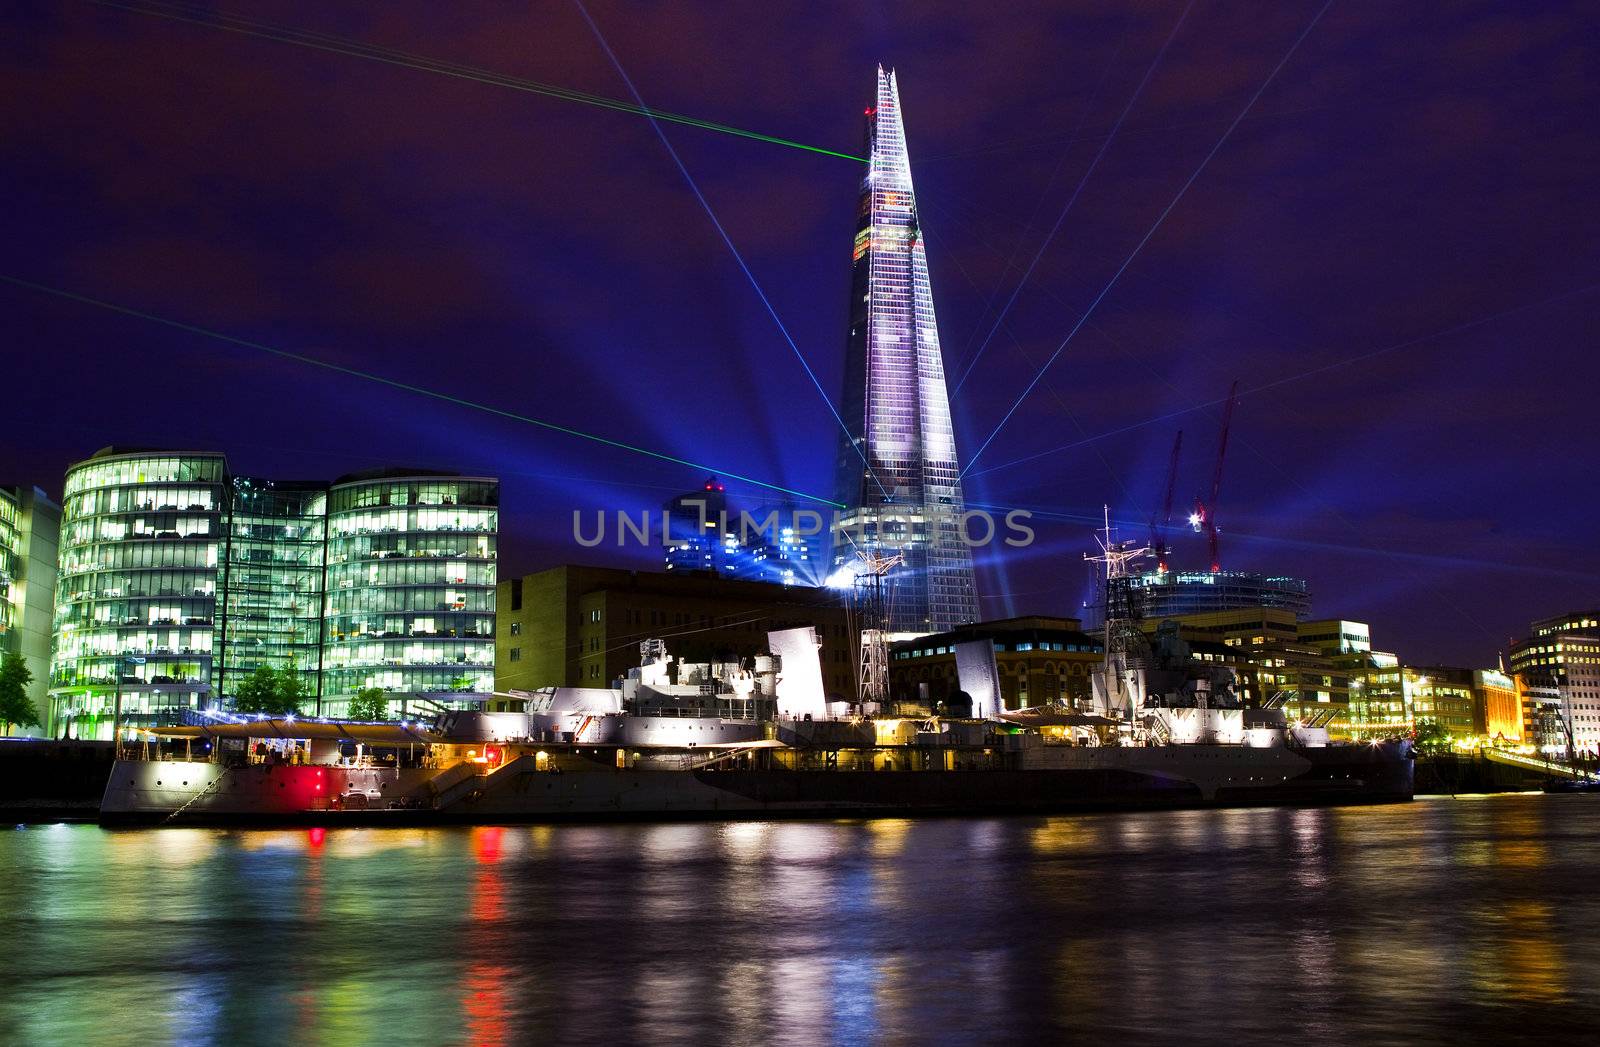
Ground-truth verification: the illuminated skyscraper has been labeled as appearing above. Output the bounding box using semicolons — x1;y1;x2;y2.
835;66;977;633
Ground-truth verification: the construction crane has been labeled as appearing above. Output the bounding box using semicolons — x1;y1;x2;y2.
1148;429;1183;573
1189;381;1239;573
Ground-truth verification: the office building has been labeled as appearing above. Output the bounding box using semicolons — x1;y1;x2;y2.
49;448;496;735
0;485;61;733
1510;614;1600;756
1472;668;1523;744
1408;666;1477;740
889;616;1105;713
496;565;855;702
1108;570;1312;624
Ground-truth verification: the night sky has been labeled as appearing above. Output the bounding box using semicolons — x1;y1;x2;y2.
4;1;1597;667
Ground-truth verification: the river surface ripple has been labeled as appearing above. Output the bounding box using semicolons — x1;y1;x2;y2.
2;794;1596;1046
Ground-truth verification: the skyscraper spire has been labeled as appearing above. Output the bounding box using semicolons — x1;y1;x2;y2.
835;67;978;633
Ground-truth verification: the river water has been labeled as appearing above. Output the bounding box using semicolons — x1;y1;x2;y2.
1;794;1595;1046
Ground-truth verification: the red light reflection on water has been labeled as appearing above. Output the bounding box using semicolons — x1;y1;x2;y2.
463;961;512;1046
473;826;503;863
463;828;512;1041
307;827;326;850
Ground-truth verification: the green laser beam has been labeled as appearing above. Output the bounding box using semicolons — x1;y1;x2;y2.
0;273;844;508
85;0;865;162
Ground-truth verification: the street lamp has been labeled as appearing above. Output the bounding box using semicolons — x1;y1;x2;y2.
112;654;146;753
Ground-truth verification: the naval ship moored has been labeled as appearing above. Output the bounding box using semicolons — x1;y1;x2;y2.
99;515;1411;824
99;609;1412;825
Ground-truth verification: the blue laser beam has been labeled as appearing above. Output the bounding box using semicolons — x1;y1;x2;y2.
950;0;1196;397
570;0;888;505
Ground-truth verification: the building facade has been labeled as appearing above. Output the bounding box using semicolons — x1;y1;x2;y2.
496;565;855;703
51;451;229;736
1408;666;1477;740
218;478;327;698
0;485;61;732
321;472;498;700
1510;615;1600;756
48;449;496;736
1146;609;1349;736
1472;668;1523;744
834;66;978;633
890;616;1105;713
1108;570;1311;624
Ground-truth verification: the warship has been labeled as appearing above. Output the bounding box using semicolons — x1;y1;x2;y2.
99;523;1412;825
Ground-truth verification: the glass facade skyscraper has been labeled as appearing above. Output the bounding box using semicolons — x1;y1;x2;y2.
49;449;497;735
835;66;978;633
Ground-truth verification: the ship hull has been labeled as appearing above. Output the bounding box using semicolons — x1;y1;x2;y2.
100;742;1411;825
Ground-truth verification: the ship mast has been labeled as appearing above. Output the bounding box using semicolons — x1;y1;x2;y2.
1084;506;1151;724
852;549;903;715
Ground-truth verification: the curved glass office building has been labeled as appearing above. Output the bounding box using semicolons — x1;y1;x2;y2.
322;472;498;702
50;450;228;735
48;451;498;734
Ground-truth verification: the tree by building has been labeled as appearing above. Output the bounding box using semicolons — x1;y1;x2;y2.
232;666;308;717
348;687;388;721
1413;719;1451;755
0;652;40;736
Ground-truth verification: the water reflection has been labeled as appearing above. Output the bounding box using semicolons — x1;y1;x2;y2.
2;796;1600;1044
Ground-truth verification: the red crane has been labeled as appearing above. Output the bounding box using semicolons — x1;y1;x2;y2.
1149;429;1183;573
1190;381;1239;573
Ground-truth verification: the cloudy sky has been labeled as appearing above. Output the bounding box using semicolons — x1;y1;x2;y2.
4;0;1597;665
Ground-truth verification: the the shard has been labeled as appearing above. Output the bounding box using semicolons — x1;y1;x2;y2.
835;66;978;633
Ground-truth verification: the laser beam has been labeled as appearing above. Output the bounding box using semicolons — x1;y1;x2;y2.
960;0;1337;477
571;0;890;506
950;0;1196;397
84;0;864;162
0;273;844;508
964;278;1600;480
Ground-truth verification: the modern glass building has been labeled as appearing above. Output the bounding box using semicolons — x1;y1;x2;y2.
0;493;18;648
1106;571;1312;624
48;450;498;735
834;66;978;633
50;450;228;737
1;485;61;732
218;478;327;698
322;471;498;701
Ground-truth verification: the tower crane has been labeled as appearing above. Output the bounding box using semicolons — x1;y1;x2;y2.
1189;381;1238;573
1148;430;1183;573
